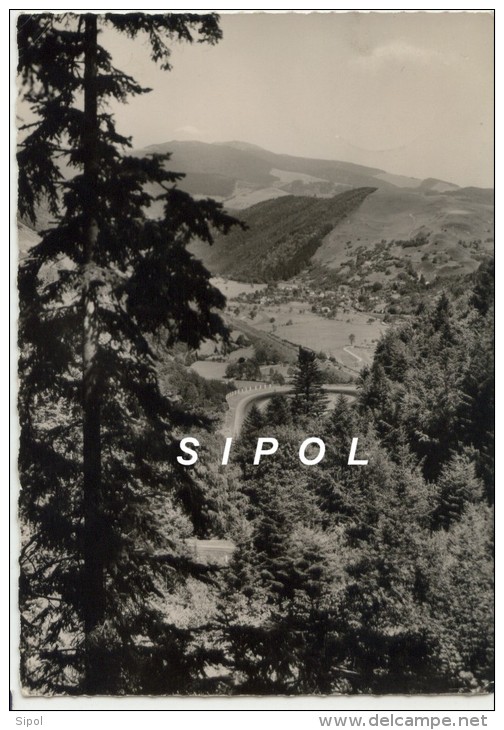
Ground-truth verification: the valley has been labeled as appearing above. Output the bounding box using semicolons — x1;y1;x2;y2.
16;137;495;697
17;138;494;396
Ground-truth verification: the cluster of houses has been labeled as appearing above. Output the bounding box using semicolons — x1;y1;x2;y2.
233;280;387;317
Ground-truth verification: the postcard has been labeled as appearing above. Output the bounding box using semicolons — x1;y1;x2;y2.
12;7;495;717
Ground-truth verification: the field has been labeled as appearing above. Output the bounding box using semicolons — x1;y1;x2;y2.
190;345;257;381
189;361;229;380
251;303;386;369
211;277;267;299
225;186;289;210
192;289;386;379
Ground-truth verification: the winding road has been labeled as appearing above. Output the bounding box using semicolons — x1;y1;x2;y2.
221;383;358;438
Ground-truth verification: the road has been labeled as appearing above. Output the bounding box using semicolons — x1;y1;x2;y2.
343;346;363;363
221;383;358;438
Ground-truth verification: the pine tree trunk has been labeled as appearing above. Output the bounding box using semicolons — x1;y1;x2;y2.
82;13;105;693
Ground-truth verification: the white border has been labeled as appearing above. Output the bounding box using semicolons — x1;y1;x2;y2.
7;4;498;723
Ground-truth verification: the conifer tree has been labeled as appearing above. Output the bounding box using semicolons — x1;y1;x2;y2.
425;503;494;690
325;394;358;461
291;347;328;420
264;393;292;427
234;403;265;472
17;11;241;694
241;403;264;438
431;453;484;530
470;257;494;317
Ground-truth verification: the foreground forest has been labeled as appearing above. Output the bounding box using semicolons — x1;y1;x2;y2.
20;255;494;695
17;12;493;697
212;260;494;695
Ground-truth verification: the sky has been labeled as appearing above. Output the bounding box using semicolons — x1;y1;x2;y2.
62;11;495;188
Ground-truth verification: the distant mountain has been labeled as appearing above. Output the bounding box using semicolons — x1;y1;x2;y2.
418;177;459;193
145;140;487;284
19;140;493;287
134;139;442;209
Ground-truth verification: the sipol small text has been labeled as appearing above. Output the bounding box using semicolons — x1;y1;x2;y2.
15;720;43;727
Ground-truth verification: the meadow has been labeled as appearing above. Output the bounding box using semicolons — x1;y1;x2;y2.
251;304;386;368
211;277;267;299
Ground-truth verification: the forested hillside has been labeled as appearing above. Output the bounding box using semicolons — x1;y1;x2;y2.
190;188;376;281
210;260;494;694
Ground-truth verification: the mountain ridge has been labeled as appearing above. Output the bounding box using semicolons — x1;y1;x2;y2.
134;139;472;210
19;140;493;289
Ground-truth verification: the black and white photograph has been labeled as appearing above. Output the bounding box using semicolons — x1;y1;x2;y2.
13;8;494;705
